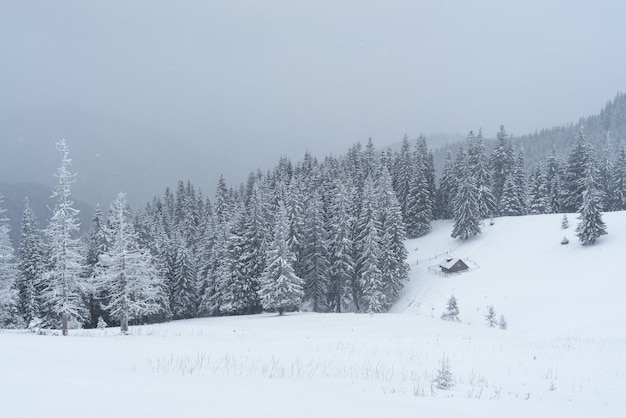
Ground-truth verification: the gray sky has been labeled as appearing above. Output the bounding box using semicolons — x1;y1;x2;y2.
2;0;626;195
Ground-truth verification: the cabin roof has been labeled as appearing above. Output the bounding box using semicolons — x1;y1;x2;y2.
439;257;467;270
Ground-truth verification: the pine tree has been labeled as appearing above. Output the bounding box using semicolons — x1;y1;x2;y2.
170;243;198;319
491;125;515;213
302;192;331;312
498;314;507;330
393;135;413;219
83;205;110;327
561;214;569;229
609;147;626;211
435;151;455;220
405;151;432;238
528;164;549;215
434;355;454;390
485;305;497;327
16;198;45;326
0;194;19;327
467;129;496;219
563;130;595;212
328;183;355;312
513;150;528;214
41;139;87;335
546;149;564;213
376;166;409;304
258;202;303;315
575;168;607;245
355;178;385;313
441;295;460;322
96;193;164;333
451;174;481;240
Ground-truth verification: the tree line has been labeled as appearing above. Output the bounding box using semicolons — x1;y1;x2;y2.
0;124;620;333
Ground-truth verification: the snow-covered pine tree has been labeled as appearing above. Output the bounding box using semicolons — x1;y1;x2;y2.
434;355;454;390
405;150;432;238
575;167;607;245
376;166;409;305
258;201;303;315
528;164;549;215
170;242;198;319
546;149;565;213
491;125;515;213
16;198;45;326
451;173;481;240
41;139;87;335
609;147;626;211
82;205;111;328
286;177;307;279
513;150;528;214
441;295;460;322
561;214;569;229
467;129;496;219
563;129;595;212
498;314;507;330
435;150;455;220
392;135;413;219
485;305;497;327
0;194;19;327
418;135;437;218
355;178;386;313
328;182;355;312
499;172;525;216
302;192;331;312
96;193;165;333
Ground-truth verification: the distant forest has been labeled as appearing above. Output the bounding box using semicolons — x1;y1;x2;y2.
1;93;625;331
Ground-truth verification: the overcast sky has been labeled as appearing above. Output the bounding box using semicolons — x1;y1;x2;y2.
2;0;626;188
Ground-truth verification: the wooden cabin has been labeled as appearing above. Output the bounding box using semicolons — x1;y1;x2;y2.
439;257;469;275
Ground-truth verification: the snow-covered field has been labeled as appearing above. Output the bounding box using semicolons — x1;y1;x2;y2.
2;212;625;417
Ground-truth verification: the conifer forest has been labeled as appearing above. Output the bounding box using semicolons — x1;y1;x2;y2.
2;94;626;333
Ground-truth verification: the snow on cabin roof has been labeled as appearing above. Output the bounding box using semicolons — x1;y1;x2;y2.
439;257;464;269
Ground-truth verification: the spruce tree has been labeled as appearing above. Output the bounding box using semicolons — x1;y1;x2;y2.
16;198;45;326
302;192;331;312
41;139;87;335
491;125;515;213
435;150;455;220
451;174;481;240
441;295;460;322
258;202;303;315
563;130;595;212
467;129;496;219
96;193;165;333
485;305;497;327
528;164;549;215
609;147;626;211
546;149;564;213
575;168;607;245
355;178;385;312
376;166;409;304
328;183;355;312
0;194;19;327
83;205;111;328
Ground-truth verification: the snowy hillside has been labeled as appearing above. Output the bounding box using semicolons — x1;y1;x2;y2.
393;211;626;337
1;212;625;417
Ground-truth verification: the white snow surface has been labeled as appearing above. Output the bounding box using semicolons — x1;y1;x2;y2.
2;212;625;417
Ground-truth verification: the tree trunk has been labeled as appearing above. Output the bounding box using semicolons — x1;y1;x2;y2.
62;312;68;336
120;313;129;334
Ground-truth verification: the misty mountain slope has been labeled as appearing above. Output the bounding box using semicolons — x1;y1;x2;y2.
392;211;626;336
0;105;216;206
0;182;92;246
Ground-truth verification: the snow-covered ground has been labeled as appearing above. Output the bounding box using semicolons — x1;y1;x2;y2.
2;212;625;417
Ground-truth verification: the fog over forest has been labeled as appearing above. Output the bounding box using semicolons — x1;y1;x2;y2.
2;1;626;206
